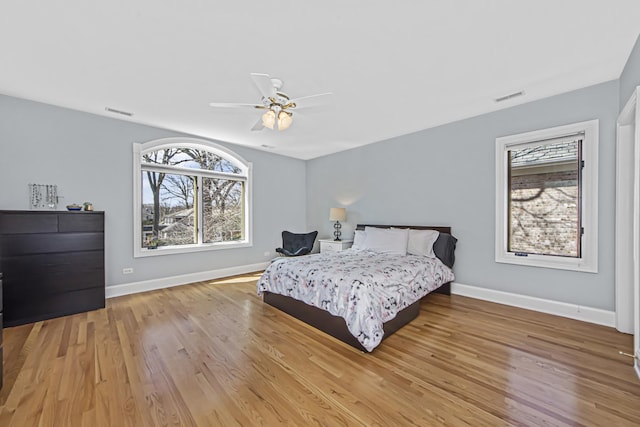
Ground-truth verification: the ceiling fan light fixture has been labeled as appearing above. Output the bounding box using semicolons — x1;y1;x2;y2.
209;73;331;132
261;109;276;130
277;111;293;131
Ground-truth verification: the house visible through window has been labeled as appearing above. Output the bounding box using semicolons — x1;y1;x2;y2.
134;138;252;257
495;120;598;272
508;137;581;257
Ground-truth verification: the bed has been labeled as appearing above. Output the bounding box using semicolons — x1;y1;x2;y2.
257;225;457;352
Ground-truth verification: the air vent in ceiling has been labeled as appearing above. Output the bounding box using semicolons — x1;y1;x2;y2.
495;91;525;103
105;107;134;117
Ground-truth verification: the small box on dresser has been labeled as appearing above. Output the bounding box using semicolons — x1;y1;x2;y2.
0;210;105;328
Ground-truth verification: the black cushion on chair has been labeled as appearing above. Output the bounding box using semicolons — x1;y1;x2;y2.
276;230;318;257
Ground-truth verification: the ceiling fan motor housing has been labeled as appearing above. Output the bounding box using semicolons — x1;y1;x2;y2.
270;77;283;90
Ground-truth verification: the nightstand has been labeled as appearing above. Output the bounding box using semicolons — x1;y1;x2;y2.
319;239;353;253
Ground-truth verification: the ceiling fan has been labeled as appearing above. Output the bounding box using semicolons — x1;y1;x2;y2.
209;73;333;131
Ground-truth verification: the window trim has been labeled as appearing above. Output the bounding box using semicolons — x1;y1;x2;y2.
133;137;253;258
495;120;598;272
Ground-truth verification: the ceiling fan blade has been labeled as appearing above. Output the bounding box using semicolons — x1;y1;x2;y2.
288;92;334;110
209;102;262;109
250;117;264;131
250;73;276;100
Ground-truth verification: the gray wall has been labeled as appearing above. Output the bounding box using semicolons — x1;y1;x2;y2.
307;80;618;310
619;34;640;110
0;94;307;287
4;32;639;304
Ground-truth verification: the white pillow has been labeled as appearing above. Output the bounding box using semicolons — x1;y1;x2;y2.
407;229;439;257
363;227;409;255
352;230;367;249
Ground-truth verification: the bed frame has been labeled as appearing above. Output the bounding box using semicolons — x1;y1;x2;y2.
263;225;452;352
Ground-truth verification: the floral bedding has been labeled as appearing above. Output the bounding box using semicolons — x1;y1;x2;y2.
257;248;455;352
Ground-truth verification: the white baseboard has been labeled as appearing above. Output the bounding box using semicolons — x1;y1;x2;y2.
451;282;616;327
107;271;617;327
105;262;270;299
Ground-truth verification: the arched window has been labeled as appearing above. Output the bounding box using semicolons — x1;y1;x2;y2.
133;138;252;257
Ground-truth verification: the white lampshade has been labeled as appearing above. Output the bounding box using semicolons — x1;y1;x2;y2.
277;111;293;131
329;207;346;222
261;110;276;130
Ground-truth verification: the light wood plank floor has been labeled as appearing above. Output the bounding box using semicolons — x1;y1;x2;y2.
1;272;639;426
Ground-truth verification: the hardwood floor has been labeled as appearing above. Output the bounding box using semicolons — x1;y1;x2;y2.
1;272;639;426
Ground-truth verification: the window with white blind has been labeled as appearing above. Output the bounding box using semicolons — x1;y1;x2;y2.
495;120;598;272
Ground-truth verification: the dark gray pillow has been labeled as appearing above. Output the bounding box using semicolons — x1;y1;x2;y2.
434;233;457;268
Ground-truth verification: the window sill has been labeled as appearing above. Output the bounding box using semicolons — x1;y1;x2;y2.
134;240;252;258
495;252;597;273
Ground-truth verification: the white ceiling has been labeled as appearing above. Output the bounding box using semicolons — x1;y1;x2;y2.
1;1;639;160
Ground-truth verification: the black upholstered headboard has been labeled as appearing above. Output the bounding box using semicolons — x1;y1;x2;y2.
355;224;451;234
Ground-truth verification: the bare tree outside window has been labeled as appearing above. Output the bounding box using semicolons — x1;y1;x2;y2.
140;145;248;250
202;178;243;243
141;148;189;245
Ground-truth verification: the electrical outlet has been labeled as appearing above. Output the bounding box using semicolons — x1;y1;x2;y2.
123;267;134;274
264;251;270;257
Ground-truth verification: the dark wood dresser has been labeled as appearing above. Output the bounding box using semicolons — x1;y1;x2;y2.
0;210;105;327
0;272;3;388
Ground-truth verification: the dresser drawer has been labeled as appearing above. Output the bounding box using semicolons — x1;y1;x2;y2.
2;251;103;274
3;287;105;327
0;213;58;234
58;213;104;232
320;242;338;252
0;232;104;256
2;251;104;297
319;239;353;253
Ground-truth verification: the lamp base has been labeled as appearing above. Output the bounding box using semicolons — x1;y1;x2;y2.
333;221;342;241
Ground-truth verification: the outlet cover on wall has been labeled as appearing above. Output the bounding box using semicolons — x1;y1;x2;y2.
122;267;134;274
